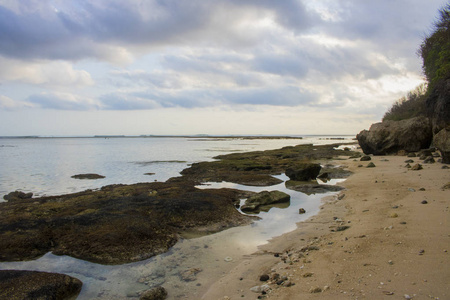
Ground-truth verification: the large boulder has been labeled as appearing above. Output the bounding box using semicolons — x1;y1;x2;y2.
356;116;432;155
241;190;290;213
285;163;321;181
433;126;450;163
0;270;82;300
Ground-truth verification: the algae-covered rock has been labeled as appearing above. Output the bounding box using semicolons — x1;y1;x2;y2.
241;190;290;213
286;181;345;195
0;270;82;300
0;182;253;264
285;163;321;181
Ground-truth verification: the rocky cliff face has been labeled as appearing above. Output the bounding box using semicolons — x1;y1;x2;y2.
426;78;450;134
357;116;432;155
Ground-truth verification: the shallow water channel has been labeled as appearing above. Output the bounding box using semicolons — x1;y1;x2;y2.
0;174;344;299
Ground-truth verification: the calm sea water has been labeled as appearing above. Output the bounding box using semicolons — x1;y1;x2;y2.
0;136;353;199
0;135;354;299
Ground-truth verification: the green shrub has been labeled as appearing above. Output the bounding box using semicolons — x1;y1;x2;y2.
419;3;450;90
382;83;427;121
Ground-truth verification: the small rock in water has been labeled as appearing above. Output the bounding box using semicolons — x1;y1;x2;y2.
140;286;168;300
71;173;105;179
179;268;202;281
299;208;306;214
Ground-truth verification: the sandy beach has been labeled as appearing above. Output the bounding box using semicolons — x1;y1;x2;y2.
202;153;449;299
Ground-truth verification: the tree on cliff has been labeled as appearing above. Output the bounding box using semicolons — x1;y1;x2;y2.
419;3;450;90
384;3;450;122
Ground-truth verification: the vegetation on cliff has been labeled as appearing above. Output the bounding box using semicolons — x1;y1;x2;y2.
383;3;450;122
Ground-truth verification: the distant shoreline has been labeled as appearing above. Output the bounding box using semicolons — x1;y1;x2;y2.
0;134;355;140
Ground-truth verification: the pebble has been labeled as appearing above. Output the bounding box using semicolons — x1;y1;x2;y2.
404;295;412;299
250;284;270;293
310;287;322;293
421;200;428;204
419;249;425;255
299;208;306;214
259;274;270;282
224;256;233;262
390;213;399;218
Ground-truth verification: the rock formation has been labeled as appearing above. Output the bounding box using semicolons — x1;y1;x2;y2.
433;126;450;163
0;270;82;300
356;116;432;155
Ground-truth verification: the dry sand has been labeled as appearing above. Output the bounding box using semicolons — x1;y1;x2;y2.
201;154;449;300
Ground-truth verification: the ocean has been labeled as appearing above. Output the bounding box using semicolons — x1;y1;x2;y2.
0;136;353;199
0;135;354;299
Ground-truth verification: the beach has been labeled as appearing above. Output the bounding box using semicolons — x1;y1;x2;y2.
202;153;449;299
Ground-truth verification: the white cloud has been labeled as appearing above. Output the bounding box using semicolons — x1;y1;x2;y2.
0;57;94;87
0;94;34;110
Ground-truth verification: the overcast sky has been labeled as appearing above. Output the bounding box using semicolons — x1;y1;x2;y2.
0;0;447;136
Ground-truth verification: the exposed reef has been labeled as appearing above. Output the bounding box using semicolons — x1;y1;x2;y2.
0;143;358;265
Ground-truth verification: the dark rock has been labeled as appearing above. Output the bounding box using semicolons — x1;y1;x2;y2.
144;173;156;176
433;126;450;164
356;116;432;155
335;225;350;232
299;208;306;214
0;182;254;264
423;156;435;164
286;182;345;195
241;191;290;213
0;270;82;300
360;155;371;161
405;159;414;163
3;191;33;201
411;164;423;171
366;162;376;168
407;152;416;157
71;173;105;180
443;165;450;169
285;163;321;181
140;286;168;300
421;200;428;204
317;172;329;180
260;274;270;282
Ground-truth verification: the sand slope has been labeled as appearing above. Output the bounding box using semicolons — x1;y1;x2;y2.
202;155;449;300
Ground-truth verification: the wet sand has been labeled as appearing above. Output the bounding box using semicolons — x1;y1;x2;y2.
202;154;450;299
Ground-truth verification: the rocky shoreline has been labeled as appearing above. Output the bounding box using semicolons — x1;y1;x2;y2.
0;143;358;299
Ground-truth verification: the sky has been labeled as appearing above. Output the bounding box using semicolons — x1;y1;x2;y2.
0;0;447;136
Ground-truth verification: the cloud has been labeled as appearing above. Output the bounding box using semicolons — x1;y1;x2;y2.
0;57;94;86
0;95;34;110
27;92;100;110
